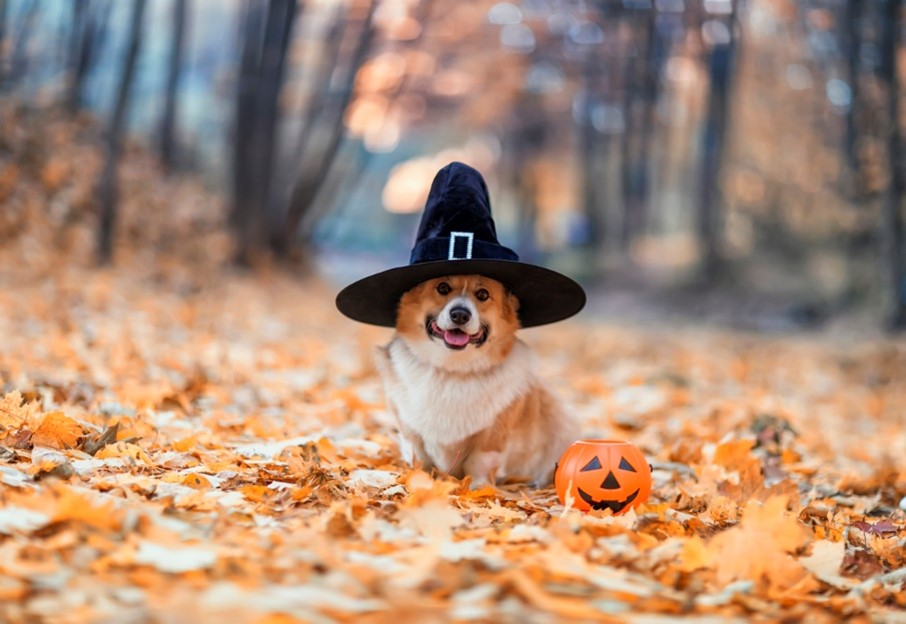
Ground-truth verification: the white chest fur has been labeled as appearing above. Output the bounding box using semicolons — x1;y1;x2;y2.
383;338;535;447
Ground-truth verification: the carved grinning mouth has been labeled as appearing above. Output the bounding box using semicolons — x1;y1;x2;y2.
426;317;488;350
577;487;640;513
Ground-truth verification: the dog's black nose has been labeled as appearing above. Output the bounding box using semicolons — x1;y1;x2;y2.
449;306;471;325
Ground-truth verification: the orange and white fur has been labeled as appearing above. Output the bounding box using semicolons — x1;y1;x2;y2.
375;275;579;486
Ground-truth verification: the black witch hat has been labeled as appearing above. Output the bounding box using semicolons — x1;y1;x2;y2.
335;162;586;328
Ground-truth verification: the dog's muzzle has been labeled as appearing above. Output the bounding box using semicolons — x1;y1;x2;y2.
426;317;488;350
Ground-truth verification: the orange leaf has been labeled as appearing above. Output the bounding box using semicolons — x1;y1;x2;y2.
291;485;313;500
173;435;197;452
677;536;712;572
707;495;810;590
239;484;274;502
53;485;122;530
95;442;153;464
31;411;83;449
181;474;211;490
462;485;498;499
713;438;756;470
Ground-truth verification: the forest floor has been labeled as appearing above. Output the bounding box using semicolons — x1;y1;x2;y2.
1;108;906;623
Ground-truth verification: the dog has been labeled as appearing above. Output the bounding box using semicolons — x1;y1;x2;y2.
375;274;580;486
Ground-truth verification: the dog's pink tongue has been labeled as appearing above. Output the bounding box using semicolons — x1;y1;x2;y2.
444;330;470;347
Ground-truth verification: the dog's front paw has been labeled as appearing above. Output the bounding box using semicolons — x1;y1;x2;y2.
463;450;501;488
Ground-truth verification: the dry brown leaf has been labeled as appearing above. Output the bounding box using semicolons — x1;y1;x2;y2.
799;539;855;590
0;391;31;431
83;423;120;456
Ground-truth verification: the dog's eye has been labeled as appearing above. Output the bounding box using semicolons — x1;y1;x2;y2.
436;282;452;295
475;288;489;301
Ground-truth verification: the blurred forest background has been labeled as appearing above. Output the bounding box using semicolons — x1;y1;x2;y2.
1;0;905;331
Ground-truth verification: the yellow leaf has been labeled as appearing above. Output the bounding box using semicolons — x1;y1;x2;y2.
95;442;153;464
31;411;83;449
677;536;712;572
707;496;810;590
0;391;31;431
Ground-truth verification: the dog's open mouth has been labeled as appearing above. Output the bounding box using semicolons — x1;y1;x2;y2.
577;488;640;514
427;318;488;350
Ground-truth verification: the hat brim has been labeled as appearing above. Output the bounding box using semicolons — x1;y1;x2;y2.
335;259;586;328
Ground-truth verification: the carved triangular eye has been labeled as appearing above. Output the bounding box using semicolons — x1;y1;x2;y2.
619;457;636;472
580;456;602;472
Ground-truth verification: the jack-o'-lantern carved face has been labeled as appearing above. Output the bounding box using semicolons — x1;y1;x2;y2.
554;440;651;514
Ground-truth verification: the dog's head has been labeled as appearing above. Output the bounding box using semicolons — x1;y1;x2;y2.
395;275;520;371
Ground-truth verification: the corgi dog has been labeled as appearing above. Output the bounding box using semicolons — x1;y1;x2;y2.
375;274;580;486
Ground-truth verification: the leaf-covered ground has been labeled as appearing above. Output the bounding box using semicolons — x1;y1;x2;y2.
1;109;906;623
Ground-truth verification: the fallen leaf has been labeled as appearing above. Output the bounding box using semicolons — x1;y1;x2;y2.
799;540;855;590
0;391;31;431
713;438;756;470
83;422;120;456
677;536;712;572
31;411;83;449
708;496;811;590
95;442;153;464
53;485;122;530
851;520;897;536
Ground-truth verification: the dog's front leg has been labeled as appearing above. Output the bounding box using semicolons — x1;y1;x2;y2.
398;426;432;469
461;450;503;488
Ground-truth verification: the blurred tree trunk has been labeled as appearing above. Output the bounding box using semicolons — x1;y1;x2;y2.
68;0;112;113
0;1;6;84
579;55;603;250
292;0;433;250
231;0;297;266
232;1;266;265
880;0;906;329
696;4;738;282
4;0;38;90
255;0;297;248
97;0;145;264
506;90;546;260
278;0;378;257
67;0;88;101
160;0;188;170
843;0;863;178
620;11;659;253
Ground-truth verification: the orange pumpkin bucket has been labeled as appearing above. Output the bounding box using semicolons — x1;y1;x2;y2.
554;440;652;514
